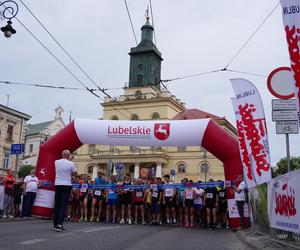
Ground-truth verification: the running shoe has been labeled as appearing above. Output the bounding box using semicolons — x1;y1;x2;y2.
84;217;88;222
90;217;94;222
128;219;132;225
120;219;125;224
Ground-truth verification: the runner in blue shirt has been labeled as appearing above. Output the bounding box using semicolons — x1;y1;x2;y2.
90;171;106;222
106;175;117;223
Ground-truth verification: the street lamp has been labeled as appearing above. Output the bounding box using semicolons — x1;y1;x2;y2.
201;151;209;183
0;0;19;38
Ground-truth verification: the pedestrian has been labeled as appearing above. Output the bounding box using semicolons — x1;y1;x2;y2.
22;170;39;217
217;182;228;228
133;178;145;224
53;150;77;232
105;175;117;223
163;174;177;225
14;177;24;217
2;169;16;218
233;175;246;230
193;181;205;227
150;178;162;225
178;178;188;226
90;171;106;222
119;173;132;224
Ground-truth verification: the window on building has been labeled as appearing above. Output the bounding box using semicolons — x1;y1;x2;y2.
135;91;142;99
200;163;209;173
2;149;10;169
138;75;143;84
6;124;13;140
129;164;135;174
178;163;187;173
131;114;139;120
151;112;160;120
111;115;119;120
89;144;96;154
178;146;186;152
87;165;93;175
29;144;33;153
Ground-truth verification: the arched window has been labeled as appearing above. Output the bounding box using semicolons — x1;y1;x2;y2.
178;163;187;173
138;75;143;84
131;114;139;120
200;162;209;173
135;90;142;99
87;165;93;175
111;115;119;120
151;112;160;120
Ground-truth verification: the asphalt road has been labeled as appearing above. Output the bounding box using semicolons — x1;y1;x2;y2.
0;219;251;250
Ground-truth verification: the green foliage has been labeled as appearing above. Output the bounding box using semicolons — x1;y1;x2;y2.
272;157;300;178
18;165;34;178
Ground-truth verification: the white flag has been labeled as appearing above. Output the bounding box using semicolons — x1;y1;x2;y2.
280;0;300;125
230;78;271;187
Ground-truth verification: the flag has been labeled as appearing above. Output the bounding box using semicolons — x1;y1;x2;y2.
230;78;271;188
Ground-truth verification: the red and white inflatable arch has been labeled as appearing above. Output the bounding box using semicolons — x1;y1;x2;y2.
32;118;247;228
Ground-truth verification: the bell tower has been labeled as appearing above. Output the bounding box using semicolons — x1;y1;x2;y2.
128;14;163;88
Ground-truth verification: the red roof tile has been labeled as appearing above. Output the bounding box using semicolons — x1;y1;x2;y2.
172;109;223;120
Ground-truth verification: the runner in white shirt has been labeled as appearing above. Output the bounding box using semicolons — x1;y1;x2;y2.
193;182;205;227
22;169;40;217
163;175;177;225
53;150;78;232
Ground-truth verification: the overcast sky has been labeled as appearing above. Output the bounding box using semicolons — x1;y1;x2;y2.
0;0;299;165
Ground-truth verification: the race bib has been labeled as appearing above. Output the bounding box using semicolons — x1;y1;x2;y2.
109;189;114;194
94;190;101;196
150;184;158;190
136;191;143;197
186;191;193;199
80;187;87;193
206;193;213;199
165;189;173;197
219;192;225;198
152;192;158;198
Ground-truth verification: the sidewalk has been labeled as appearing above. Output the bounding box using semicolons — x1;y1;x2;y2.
236;228;299;249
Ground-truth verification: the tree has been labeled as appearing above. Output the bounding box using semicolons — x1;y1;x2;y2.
18;165;34;178
272;157;300;178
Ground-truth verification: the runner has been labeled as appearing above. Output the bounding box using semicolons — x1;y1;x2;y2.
78;175;89;222
163;174;177;225
178;178;188;226
193;181;205;227
144;178;153;224
119;173;132;224
183;181;196;228
150;178;162;225
217;182;228;228
90;171;106;222
204;179;219;229
106;175;117;224
133;178;145;224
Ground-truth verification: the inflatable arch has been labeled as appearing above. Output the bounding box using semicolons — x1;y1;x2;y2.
32;118;245;228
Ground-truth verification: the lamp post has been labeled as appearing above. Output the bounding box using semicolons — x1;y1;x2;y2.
0;0;18;38
201;151;209;183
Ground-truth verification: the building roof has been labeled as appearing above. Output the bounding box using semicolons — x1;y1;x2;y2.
0;104;31;120
26;120;53;136
172;108;223;120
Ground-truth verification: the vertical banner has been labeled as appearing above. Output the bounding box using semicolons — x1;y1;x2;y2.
268;169;300;234
230;78;271;188
280;0;300;125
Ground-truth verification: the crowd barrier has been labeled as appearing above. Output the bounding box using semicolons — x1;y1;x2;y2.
40;181;229;190
249;169;300;249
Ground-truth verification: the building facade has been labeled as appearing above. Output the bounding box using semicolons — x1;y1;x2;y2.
73;17;236;182
0;104;31;176
23;106;65;166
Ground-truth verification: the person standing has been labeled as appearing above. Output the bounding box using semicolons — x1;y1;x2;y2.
53;150;77;232
2;169;16;218
234;175;246;229
22;170;39;217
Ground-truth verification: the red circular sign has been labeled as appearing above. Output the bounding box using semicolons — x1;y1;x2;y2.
267;67;295;99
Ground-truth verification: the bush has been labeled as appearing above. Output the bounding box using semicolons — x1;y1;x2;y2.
18;165;34;178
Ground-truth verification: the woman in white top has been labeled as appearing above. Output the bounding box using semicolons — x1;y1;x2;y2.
183;181;196;228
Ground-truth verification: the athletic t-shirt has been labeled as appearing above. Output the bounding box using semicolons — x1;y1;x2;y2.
185;189;194;200
205;187;218;203
193;188;205;205
24;175;39;192
218;188;227;203
235;181;246;201
55;159;77;186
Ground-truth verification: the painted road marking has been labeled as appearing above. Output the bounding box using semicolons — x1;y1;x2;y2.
20;238;47;245
77;226;121;233
56;232;75;237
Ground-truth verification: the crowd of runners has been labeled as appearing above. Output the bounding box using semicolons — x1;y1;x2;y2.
66;171;228;229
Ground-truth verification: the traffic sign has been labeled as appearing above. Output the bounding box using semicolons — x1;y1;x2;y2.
276;121;299;134
267;67;295;99
272;110;298;121
272;99;297;111
10;144;24;155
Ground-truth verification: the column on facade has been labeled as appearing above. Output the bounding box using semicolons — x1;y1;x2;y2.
156;163;162;178
134;163;140;179
92;165;98;180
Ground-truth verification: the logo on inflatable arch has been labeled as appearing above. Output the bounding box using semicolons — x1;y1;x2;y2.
154;123;170;140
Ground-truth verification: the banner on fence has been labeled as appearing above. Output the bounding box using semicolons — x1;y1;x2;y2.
268;169;300;234
227;199;250;219
231;78;271;188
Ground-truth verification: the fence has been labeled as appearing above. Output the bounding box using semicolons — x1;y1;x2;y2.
249;177;300;249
